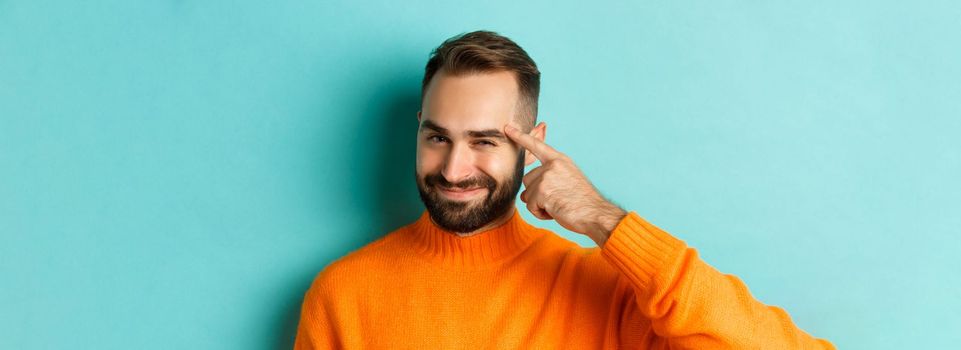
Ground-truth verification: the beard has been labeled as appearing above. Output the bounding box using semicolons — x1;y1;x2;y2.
416;151;525;233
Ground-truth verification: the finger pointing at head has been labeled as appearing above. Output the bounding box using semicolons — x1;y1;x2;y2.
504;125;562;162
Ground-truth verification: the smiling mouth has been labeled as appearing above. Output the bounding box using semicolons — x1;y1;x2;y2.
437;186;486;199
441;187;481;192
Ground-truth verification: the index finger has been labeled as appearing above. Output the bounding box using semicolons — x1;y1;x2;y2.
504;125;562;162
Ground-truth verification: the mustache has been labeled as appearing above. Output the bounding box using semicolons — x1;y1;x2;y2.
423;172;496;191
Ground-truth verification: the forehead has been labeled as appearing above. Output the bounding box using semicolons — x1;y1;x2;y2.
421;70;519;131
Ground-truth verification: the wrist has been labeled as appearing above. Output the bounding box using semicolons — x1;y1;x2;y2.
586;203;627;247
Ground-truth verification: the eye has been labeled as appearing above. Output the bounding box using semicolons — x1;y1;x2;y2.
427;135;449;144
475;140;497;147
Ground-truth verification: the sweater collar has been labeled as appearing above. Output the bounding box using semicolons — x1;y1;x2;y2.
406;208;544;268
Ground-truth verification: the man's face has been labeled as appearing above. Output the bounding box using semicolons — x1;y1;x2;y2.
415;70;527;233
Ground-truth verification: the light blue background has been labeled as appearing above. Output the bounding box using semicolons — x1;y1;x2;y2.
2;1;959;349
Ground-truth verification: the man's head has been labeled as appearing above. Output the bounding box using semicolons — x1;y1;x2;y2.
415;30;547;234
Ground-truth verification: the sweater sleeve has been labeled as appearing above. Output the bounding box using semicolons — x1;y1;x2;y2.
599;211;836;349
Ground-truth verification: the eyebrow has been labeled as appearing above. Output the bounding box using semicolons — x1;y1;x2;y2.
420;120;508;140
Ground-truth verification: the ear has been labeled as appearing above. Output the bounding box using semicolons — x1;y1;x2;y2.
524;121;547;166
417;110;422;122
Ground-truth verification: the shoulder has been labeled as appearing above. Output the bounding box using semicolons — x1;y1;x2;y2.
306;224;410;296
532;227;606;260
529;228;623;281
520;229;628;307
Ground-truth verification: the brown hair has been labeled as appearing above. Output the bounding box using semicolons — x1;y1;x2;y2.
421;30;541;130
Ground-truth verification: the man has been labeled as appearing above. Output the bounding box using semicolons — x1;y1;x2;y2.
294;30;835;349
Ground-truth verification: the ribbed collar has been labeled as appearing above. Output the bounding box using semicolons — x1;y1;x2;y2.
405;208;545;268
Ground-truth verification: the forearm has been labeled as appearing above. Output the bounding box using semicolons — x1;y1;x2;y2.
601;212;835;349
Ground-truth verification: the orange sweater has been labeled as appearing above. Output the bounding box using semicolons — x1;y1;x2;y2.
294;209;835;349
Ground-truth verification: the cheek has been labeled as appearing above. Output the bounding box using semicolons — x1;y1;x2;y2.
416;146;444;174
475;153;515;179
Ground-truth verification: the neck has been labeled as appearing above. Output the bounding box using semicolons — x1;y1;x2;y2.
406;205;544;268
431;206;518;237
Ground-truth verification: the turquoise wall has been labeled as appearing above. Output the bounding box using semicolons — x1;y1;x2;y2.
2;1;959;349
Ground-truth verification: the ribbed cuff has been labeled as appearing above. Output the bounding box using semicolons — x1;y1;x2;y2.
600;211;687;291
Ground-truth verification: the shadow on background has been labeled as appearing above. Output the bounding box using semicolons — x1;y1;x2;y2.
273;68;424;349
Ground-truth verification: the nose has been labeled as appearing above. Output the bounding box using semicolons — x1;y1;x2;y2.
441;143;475;184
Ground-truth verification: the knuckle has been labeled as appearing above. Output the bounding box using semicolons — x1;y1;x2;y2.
523;173;535;185
526;202;538;214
